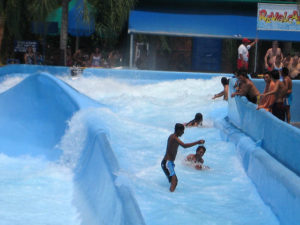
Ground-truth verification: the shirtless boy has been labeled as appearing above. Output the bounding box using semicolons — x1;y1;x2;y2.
231;70;260;104
161;123;205;192
257;71;275;112
212;77;229;100
261;70;287;121
185;145;207;170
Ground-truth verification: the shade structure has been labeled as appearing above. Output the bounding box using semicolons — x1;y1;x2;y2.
128;10;300;42
68;0;95;37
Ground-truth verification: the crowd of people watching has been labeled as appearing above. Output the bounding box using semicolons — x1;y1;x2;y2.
21;46;123;68
264;41;300;79
231;68;292;124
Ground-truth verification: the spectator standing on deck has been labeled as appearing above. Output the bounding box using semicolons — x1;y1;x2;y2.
237;38;257;71
288;54;300;79
89;47;102;67
73;49;86;67
264;41;283;71
24;46;36;64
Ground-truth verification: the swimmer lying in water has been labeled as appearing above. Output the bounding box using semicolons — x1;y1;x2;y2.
184;113;203;127
185;145;209;170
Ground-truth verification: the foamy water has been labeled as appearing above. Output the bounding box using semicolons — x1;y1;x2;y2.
0;73;279;225
59;75;279;225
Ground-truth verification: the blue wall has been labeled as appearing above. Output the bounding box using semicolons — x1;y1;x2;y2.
192;37;222;72
0;64;231;80
223;78;300;225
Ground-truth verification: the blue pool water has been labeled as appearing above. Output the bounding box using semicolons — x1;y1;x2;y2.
0;73;279;224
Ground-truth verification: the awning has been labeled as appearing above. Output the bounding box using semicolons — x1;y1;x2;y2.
128;10;300;42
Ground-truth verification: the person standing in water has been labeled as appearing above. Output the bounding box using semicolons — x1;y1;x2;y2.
212;77;229;100
161;123;205;192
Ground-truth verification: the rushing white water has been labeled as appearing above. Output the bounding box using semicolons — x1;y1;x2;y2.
59;75;279;225
0;73;279;225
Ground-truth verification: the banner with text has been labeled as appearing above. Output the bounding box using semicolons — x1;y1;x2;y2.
257;3;300;31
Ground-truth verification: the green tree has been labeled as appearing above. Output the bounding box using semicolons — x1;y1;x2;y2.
89;0;137;47
0;0;60;64
0;0;137;65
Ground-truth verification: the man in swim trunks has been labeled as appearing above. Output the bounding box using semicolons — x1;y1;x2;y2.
237;38;257;71
161;123;205;192
261;70;287;121
185;145;208;170
231;69;260;104
281;67;293;123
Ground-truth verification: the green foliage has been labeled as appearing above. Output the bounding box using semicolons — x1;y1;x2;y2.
27;0;60;21
88;0;137;39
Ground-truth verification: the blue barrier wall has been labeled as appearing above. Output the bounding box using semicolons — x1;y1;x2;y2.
224;78;300;225
215;118;300;225
0;64;231;80
228;79;300;176
0;64;70;77
0;72;145;225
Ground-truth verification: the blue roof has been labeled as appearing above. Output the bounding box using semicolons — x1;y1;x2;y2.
128;10;300;42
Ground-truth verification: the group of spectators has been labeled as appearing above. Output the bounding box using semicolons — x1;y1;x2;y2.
264;41;300;79
23;46;122;68
231;68;292;123
238;39;300;79
68;47;122;68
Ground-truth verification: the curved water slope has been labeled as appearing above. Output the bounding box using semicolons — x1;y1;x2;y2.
0;72;145;225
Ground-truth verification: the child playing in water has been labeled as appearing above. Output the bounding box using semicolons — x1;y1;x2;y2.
185;145;209;170
161;123;205;192
184;113;203;127
212;77;229;100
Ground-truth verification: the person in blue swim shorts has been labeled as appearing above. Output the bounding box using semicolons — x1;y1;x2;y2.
282;67;293;123
161;123;205;192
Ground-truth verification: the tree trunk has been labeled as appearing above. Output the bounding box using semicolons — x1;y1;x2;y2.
0;16;5;65
60;0;69;66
